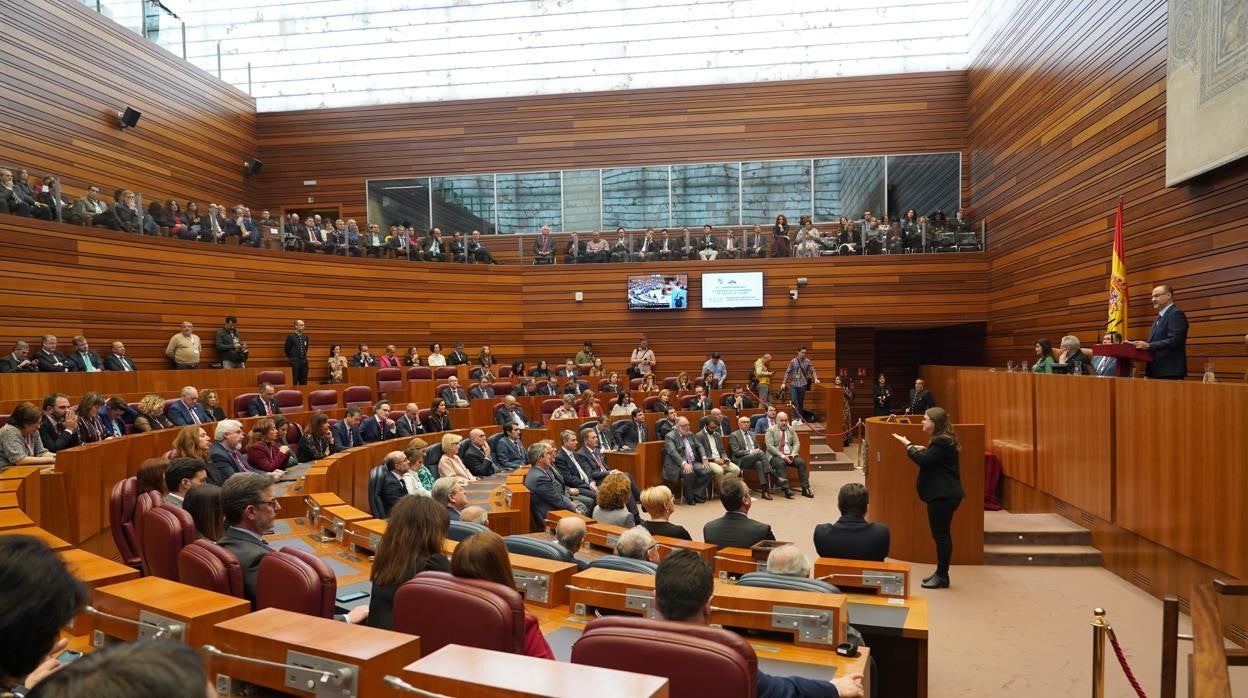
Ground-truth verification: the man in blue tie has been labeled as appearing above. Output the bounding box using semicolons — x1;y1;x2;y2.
1132;284;1189;380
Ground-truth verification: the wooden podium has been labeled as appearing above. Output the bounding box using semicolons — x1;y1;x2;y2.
1092;343;1152;377
863;416;984;564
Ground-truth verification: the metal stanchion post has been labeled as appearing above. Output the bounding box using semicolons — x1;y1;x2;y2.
1091;607;1108;698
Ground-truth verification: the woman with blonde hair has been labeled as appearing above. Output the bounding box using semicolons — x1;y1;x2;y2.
437;433;475;482
673;371;693;392
134;394;172;432
638;485;691;540
893;407;964;589
451;531;554;659
592;472;635;527
201;389;226;422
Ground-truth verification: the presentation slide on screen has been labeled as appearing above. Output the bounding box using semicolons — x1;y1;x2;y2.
701;271;764;308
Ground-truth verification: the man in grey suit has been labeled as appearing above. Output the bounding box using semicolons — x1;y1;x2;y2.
702;477;775;549
217;473;279;604
663;417;712;506
395;403;425;437
524;440;583;522
494;422;527;471
765;411;811;498
729;416;776;500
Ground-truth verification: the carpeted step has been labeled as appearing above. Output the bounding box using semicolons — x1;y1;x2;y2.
809;444;855;471
983;544;1103;566
983;512;1093;546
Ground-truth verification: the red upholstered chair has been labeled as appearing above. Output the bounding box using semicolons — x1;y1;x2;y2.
434;367;457;379
308;390;339;411
629;378;644;389
434;383;449;397
139;504;196;580
162;398;178;416
132;488;162;548
282;421;303;446
681;395;703;409
343;385;373;408
392;571;524;655
571;616;758;698
491;381;513;396
642;396;660;411
597;379;612;392
276;390;304;412
377;368;402;396
109;477;155;569
540;399;562;422
177;540;244;598
234;392;258;418
662;377;678;390
257;370;286;386
416;409;431;425
693;377;706;388
498;366;512;378
407;367;431;380
606;396;619;410
256;547;337;618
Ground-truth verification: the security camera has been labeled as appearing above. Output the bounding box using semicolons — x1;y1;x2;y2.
789;289;799;301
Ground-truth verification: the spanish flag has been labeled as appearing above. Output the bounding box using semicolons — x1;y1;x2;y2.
1106;200;1128;335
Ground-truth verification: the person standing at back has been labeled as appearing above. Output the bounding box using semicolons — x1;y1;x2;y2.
892;408;964;589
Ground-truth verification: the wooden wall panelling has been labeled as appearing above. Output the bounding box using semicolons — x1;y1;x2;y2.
1033;373;1114;520
917;365;963;424
956;369;1035;484
834;327;875;420
968;0;1248;381
254;71;969;224
0;0;255;207
1114;379;1248;580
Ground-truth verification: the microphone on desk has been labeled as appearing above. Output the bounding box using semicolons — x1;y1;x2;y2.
383;676;453;697
204;645;356;693
84;605;184;640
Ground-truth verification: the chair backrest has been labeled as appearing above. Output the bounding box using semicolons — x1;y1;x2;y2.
540;399;562;416
257;370;286;386
275;389;304;412
612;420;633;443
486;432;506;455
503;535;567;561
108;477;142;566
234;392;258;418
448;520;490;542
578;420;597;433
377;368;402;395
283;421;303;446
736;571;841;594
132;489;164;559
308;389;339;411
257;548;337;618
423;443;443;469
662;377;678;390
343;385;373;408
491;381;513;395
407;366;432;380
497;366;512;378
177;539;244;598
750;414;767;431
629;378;644;389
588;555;658;575
434;383;449;397
368;464;388;518
642;396;660;411
571;616;757;698
392;571;524;655
434;367;457;379
139;504;196;580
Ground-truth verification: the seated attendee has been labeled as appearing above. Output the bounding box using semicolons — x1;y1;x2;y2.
610;228;632;262
639;485;692;540
531;359;552;379
563;232;582;264
326;345;349;383
364;495;449;629
526;439;585;518
553;430;598;513
458;428;497;477
422;399;452;433
183;483;224;541
210;420;270;485
297;412;335;461
554;516;590;569
168;386;210;426
358;401;397;444
423;227;447;262
611;392;636;416
163;457;208;508
170;426;212;467
441;376;470;408
1057;334;1091;375
535;378;560;396
431;475;469;520
686;385;712;412
663;417;712;505
98;396;130;438
403;438;435;496
512;377;538;398
703;477;775;548
395;403;425;437
73;392;107;444
754;404;779;434
0;534;88;697
576;390;602;418
614;525;661;564
766;411;811;498
652;389;674;414
437;434;476;482
814;483;891;561
613;407;649;450
38;393;79;453
426;342;447;367
33;335;71;373
331;407;364;451
467;230;499;264
66;335;102;373
404;346;423;367
592;414;619;452
601;371;626;395
551;394;578;420
451;531;555;658
638;373;659;393
375;451;411;518
495;395;530;430
0;169;38;218
246;383;281;417
28;639;211;698
697;225;719;261
378;345;401;368
1092;331;1122;376
217;472;281;604
723;385;755;411
101;341;136;371
245;419;296;473
1031;338;1055;373
200;389;227;422
654;550;864;698
584;230;610;262
0;402;57;468
700;407;734;436
69;184;107;225
137;457;168;496
766;544;840;593
460;505;488;526
352;344;377;368
363;223;388;258
592;472;636;527
655;406;680;442
494;422;528;471
468;379;496;400
0;341;37;373
509;359;527;378
672;372;694;393
729;416;774;499
695;416;742;492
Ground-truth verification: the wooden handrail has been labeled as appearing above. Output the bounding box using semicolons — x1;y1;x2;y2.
1189;584;1233;697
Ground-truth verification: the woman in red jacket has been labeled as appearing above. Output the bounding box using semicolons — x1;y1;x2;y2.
451;531;555;659
245;418;295;472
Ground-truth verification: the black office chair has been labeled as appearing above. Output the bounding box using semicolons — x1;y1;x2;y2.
367;464;387;518
423;443;444;470
448;520;491;542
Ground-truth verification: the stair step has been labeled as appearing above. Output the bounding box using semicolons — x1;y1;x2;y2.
983;544;1103;566
983;512;1093;546
984;530;1092;546
809;444;855;471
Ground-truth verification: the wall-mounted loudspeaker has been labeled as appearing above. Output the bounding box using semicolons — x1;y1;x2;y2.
244;159;264;176
117;107;141;130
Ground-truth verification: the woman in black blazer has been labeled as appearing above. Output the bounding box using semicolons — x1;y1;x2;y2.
366;496;450;630
893;407;965;589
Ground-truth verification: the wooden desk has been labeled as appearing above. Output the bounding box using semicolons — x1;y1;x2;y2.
303;492;345;525
345;517;388;555
710;582;849;647
0;508;35;531
606;441;663;488
211;607;420;698
92;577;251;648
319;505;371;541
399;644;669;698
713;546;765;578
813;557;911;599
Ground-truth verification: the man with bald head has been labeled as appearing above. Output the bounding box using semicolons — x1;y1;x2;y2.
555;516;589;570
459;428;497;477
495;394;531;429
103;341;136;371
376;451;411;518
662;416;712;505
1132;284;1189;380
168;386;210;426
765;411;811;498
461;506;488;526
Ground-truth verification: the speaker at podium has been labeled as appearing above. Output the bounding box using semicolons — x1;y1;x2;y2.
864;415;984;565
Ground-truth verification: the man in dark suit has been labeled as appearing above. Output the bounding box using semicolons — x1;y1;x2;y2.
357;402;396;444
655;407;680;442
723;386;756;412
616;409;650;449
1133;284;1189;379
553;430;598;512
703;477;775;548
511;378;538;398
906;379;935;414
432;476;468;521
98;397;131;439
376;451;410;518
728;416;773;499
459;429;497;477
577;428;641;521
217;472;277;604
654;551;865;698
494;423;528;471
524;441;582;522
495;396;532;430
441;376;470;408
352;344;377;368
332;408;364;451
102;341;137;371
209;420;258;485
554;516;590;570
533;226;556;265
814;483;891;562
535;380;559;396
66;336;103;373
591;415;618;451
395;403;425;437
246;383;281;418
34;335;72;372
698;408;733;436
686;386;712;412
663;417;712;505
39;393;79;452
168;387;211;426
754;404;778;434
447;342;470;366
468;380;496;400
0;341;38;373
284;320;310;385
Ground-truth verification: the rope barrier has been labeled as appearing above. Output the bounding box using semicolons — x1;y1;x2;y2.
1107;626;1148;698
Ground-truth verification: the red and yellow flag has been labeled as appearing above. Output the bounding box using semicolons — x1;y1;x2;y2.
1106;200;1128;335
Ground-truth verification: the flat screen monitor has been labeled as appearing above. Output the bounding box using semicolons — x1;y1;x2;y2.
627;274;689;310
701;271;764;309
